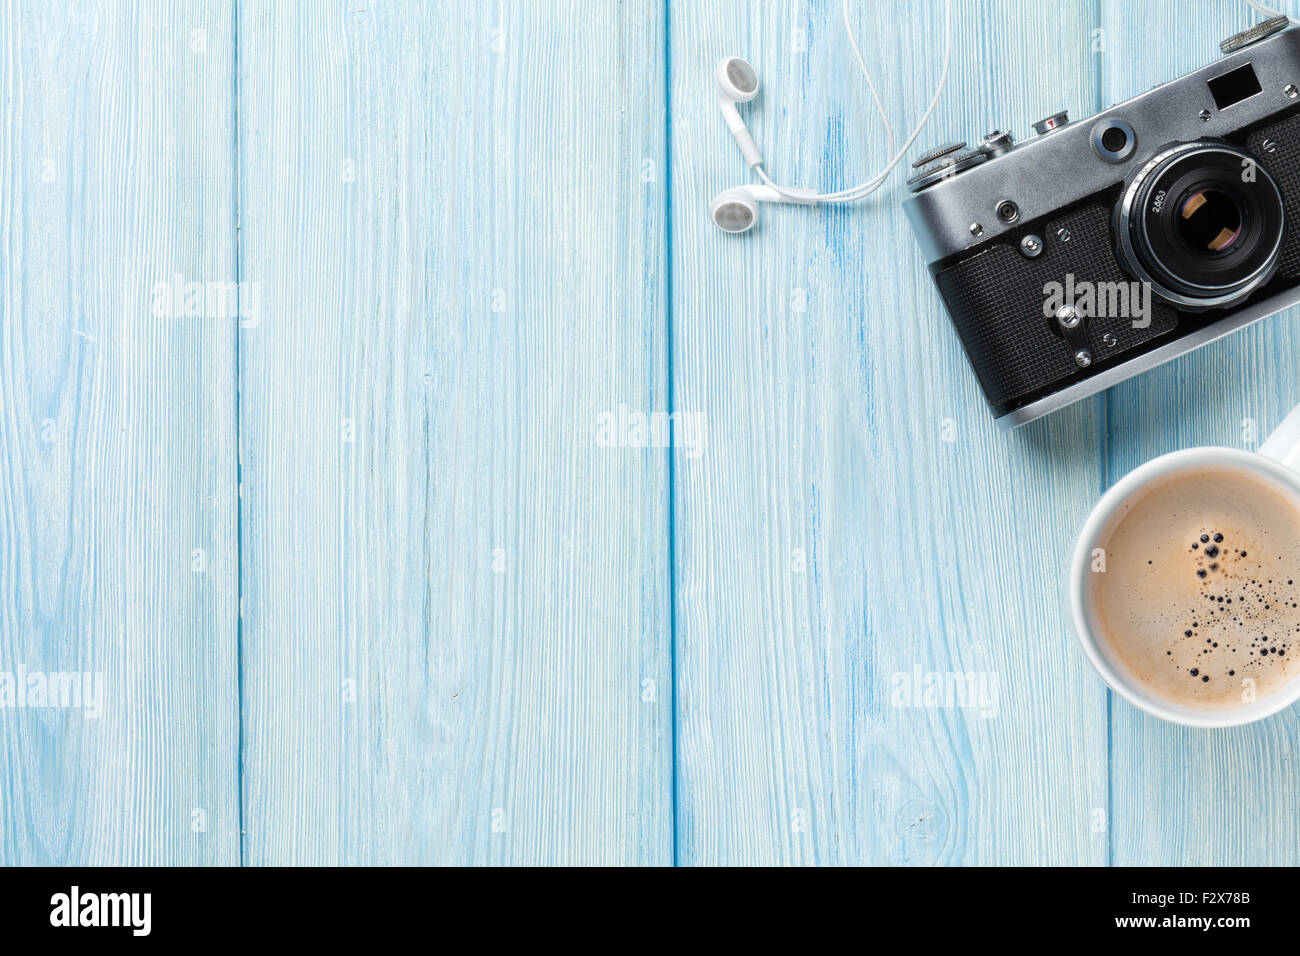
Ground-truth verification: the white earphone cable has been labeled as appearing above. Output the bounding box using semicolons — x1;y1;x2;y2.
754;0;1288;209
1245;0;1299;24
819;0;953;203
756;0;951;204
842;0;896;175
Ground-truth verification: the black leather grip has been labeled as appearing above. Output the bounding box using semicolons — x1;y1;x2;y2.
933;204;1178;409
1248;113;1300;278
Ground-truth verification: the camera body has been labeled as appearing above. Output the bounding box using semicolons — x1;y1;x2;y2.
904;19;1300;429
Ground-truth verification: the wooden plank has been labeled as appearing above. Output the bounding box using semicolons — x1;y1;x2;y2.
670;0;1108;864
235;0;672;864
1101;0;1300;866
0;1;240;864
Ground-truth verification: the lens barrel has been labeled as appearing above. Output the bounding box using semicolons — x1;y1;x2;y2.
1116;142;1286;310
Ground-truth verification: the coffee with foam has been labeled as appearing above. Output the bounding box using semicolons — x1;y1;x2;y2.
1088;465;1300;710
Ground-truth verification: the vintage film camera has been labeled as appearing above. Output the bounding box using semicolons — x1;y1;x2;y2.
905;17;1300;428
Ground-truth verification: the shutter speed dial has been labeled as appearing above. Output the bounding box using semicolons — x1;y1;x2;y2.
1032;111;1069;135
1220;16;1289;55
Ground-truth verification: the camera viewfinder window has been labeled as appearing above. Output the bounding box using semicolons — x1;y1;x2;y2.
1208;64;1263;110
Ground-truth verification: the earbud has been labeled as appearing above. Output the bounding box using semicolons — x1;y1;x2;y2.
715;57;763;167
710;184;817;233
710;185;778;233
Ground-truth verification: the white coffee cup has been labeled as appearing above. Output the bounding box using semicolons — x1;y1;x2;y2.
1068;403;1300;727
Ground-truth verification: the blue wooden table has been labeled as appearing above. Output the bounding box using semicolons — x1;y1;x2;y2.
2;0;1298;866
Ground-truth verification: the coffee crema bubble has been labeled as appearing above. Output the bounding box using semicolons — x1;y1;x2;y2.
1089;467;1300;711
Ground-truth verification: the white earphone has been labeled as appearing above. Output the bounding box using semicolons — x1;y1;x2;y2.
712;0;1290;233
711;59;817;233
715;57;763;168
710;185;817;234
710;0;953;233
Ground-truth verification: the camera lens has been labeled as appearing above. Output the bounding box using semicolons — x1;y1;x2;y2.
1116;142;1286;310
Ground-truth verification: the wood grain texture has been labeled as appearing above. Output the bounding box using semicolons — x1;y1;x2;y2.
1100;0;1300;867
0;1;240;864
235;0;672;864
7;0;1300;867
670;0;1110;865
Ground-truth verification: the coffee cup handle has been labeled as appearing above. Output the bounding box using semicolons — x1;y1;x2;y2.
1260;403;1300;473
